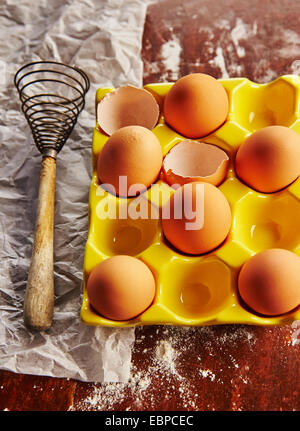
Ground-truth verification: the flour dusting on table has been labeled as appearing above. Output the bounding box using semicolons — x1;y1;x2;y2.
71;325;263;411
160;35;182;81
143;1;300;84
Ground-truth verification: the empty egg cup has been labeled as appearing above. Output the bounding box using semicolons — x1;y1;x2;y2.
81;76;300;327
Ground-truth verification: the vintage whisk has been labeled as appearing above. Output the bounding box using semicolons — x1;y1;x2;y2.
14;61;90;330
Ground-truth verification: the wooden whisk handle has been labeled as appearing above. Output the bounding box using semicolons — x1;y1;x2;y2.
24;156;56;331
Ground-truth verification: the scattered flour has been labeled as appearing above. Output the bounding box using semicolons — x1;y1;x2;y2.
209;46;229;78
154;339;179;376
144;9;300;82
145;61;160;75
290;59;300;75
291;320;300;346
71;325;260;411
215;19;231;31
199;369;215;382
70;338;196;410
67;325;300;410
160;35;182;80
277;29;300;58
231;18;257;58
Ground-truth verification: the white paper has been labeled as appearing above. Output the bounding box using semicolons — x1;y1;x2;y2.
0;0;149;382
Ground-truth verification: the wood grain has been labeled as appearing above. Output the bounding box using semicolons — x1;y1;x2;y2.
24;156;56;331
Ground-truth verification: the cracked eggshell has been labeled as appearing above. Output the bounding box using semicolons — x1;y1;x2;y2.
97;85;160;135
162;140;229;187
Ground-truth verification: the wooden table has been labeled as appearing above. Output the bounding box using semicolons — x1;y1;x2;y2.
1;0;300;411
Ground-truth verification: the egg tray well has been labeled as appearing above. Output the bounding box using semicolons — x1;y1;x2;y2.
81;75;300;327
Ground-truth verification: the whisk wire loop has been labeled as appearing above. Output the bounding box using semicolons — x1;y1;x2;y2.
14;61;90;155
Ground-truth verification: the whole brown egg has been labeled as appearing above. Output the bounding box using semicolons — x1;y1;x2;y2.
238;248;300;316
97;125;163;197
162;182;232;255
87;255;156;321
235;125;300;193
164;73;229;138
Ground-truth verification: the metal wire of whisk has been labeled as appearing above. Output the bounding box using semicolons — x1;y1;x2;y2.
14;60;90;158
14;61;90;331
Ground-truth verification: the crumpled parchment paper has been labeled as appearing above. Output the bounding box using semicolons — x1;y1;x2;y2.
0;0;150;382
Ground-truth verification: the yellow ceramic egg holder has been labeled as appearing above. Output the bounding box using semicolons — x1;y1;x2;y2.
81;75;300;327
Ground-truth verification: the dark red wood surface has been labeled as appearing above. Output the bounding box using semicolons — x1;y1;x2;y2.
1;0;300;411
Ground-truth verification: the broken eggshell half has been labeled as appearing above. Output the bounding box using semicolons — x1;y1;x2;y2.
162;140;230;187
97;85;160;136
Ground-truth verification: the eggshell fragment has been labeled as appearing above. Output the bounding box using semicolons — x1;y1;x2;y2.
162;182;232;255
97;85;160;135
86;255;156;321
238;248;300;316
97;125;163;197
235;125;300;193
162;140;229;187
164;73;229;138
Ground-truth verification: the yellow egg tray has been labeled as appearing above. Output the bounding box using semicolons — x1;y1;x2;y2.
81;75;300;327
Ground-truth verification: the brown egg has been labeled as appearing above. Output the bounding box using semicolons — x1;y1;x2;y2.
164;73;229;138
235;125;300;193
162;182;232;255
162;140;229;187
238;248;300;316
97;125;163;197
97;85;160;135
86;255;156;321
